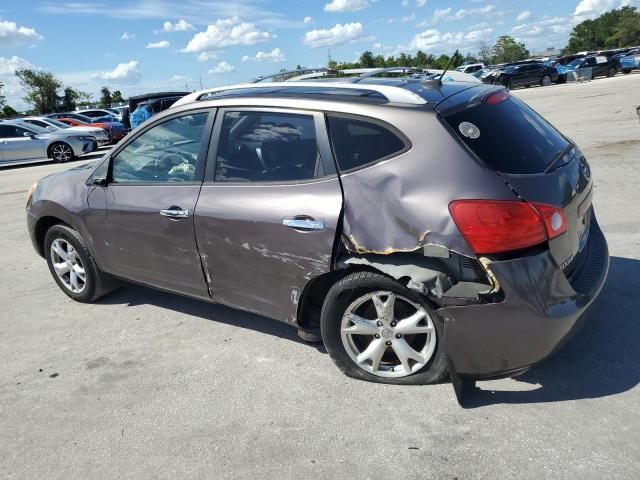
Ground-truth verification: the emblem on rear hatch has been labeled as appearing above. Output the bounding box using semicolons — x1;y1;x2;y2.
459;121;480;139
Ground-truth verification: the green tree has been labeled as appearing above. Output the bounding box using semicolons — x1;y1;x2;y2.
0;81;6;110
414;50;428;67
60;87;89;111
1;105;18;118
491;36;529;64
564;6;640;54
15;68;62;114
359;51;375;68
99;86;112;108
111;90;125;104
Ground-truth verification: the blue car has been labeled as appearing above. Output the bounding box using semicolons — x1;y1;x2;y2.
620;51;640;73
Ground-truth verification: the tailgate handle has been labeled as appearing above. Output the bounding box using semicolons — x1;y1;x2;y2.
283;218;325;231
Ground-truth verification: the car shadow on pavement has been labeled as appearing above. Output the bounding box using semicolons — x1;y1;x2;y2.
464;256;640;407
97;284;327;352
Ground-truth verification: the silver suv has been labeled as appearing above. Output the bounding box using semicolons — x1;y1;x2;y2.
26;79;608;399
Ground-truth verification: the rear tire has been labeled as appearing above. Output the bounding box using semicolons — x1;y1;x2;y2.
541;75;551;86
320;271;448;385
48;142;74;163
44;224;117;303
607;67;616;77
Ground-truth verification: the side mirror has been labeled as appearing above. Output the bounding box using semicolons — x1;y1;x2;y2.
92;177;107;186
23;132;35;138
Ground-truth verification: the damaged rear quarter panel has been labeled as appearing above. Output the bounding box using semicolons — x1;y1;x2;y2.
338;108;518;256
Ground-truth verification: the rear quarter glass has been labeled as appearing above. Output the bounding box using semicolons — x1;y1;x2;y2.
442;95;570;174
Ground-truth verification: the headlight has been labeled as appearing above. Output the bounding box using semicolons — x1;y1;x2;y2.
26;182;38;207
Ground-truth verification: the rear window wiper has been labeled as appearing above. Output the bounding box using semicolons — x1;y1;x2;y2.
544;144;574;173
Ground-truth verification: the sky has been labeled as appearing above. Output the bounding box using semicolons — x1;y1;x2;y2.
0;0;637;109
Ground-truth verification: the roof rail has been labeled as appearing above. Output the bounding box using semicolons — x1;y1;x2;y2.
252;68;336;83
349;66;421;83
171;81;428;107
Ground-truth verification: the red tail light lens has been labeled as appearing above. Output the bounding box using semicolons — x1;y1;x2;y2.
485;90;510;105
449;200;566;254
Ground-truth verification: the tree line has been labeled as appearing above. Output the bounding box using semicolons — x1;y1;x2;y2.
0;69;125;118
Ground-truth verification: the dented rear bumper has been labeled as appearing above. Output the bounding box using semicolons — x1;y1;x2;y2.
440;218;609;378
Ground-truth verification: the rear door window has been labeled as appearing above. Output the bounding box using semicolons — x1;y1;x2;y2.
214;111;323;183
327;115;407;171
442;94;570;174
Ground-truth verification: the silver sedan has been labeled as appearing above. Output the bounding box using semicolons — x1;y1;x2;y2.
0;121;97;166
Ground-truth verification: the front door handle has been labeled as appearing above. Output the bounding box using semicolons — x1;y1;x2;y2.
283;218;325;231
160;208;189;219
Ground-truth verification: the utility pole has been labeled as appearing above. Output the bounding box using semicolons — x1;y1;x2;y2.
327;48;332;67
199;77;203;90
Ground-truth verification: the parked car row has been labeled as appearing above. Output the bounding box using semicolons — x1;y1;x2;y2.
473;48;638;90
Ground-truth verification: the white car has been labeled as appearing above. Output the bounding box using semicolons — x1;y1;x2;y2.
455;63;485;74
19;117;111;146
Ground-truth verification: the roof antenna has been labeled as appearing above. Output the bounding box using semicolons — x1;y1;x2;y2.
438;49;460;85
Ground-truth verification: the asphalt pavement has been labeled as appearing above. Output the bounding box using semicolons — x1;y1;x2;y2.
1;73;639;479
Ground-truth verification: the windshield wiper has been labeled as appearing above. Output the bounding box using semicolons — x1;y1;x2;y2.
544;144;574;173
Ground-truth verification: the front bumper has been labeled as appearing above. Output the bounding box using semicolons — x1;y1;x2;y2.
440;216;609;378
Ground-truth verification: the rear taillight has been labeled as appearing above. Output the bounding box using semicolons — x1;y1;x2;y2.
449;200;566;254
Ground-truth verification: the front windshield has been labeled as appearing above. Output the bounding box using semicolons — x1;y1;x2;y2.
567;59;583;68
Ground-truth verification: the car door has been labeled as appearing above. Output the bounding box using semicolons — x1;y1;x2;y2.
512;66;527;85
528;64;543;84
194;107;343;323
86;109;215;300
583;57;597;76
0;125;46;162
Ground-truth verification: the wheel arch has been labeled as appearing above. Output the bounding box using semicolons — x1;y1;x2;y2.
33;215;71;257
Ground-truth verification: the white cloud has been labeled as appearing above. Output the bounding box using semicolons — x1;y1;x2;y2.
324;0;370;12
121;32;135;40
416;0;428;6
574;0;618;18
182;17;271;54
146;40;170;49
208;61;235;74
197;52;218;62
242;47;286;63
452;4;496;20
92;60;141;83
516;10;531;22
304;22;366;48
170;74;190;82
303;16;313;24
158;19;195;33
0;55;34;76
410;27;493;51
430;7;452;24
0;20;43;47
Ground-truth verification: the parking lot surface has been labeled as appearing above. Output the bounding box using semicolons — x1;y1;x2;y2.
1;75;639;479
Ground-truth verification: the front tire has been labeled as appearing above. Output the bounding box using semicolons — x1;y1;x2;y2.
320;272;448;385
607;67;616;77
49;142;74;163
541;75;551;86
44;224;116;302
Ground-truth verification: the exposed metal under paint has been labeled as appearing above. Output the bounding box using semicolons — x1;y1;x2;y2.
343;229;431;256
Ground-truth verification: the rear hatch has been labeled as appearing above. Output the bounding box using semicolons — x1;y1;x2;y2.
436;86;593;273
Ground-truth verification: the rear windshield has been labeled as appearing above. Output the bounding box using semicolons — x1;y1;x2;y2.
443;95;570;174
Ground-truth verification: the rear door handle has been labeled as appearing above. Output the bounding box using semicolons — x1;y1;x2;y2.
160;208;189;219
283;218;325;231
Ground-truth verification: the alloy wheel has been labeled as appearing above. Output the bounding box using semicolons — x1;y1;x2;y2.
50;238;86;293
52;143;72;162
340;291;437;378
542;75;551;86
